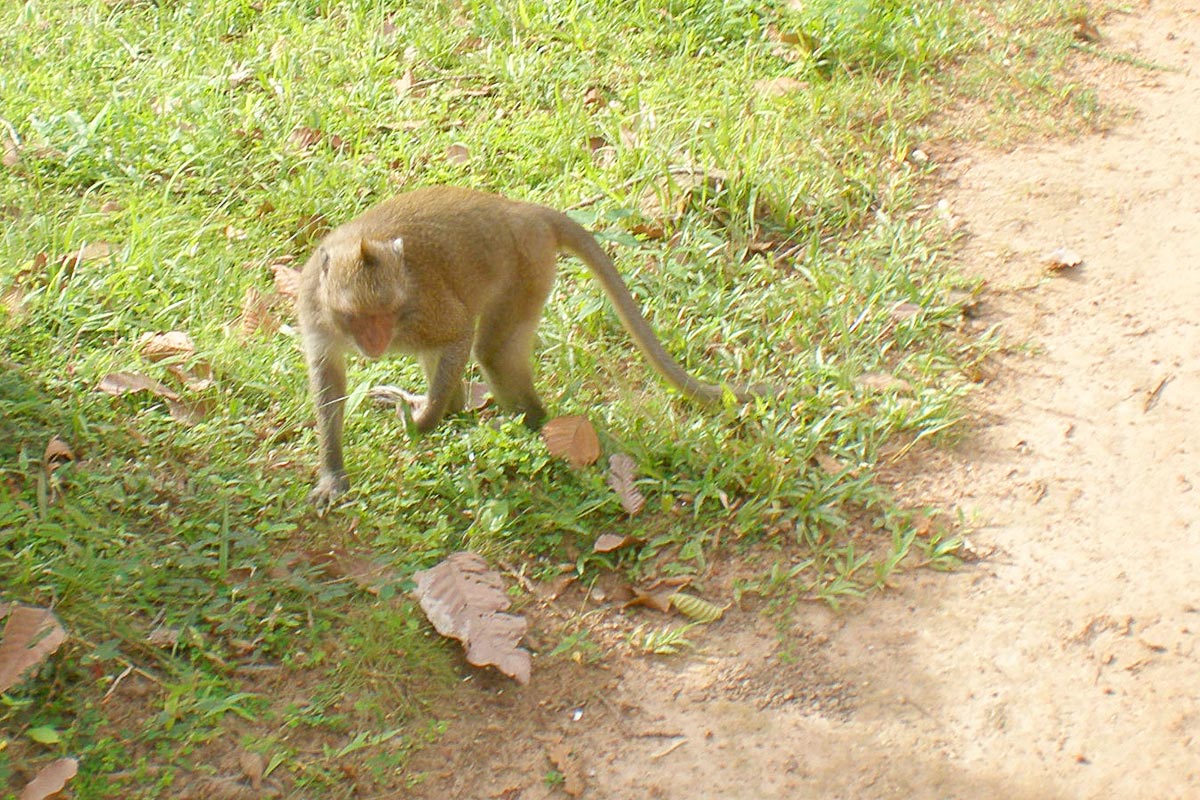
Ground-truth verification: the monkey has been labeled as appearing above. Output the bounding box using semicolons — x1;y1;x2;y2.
298;185;766;507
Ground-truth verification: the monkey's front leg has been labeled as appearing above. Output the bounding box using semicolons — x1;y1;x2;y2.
308;350;351;510
370;339;472;433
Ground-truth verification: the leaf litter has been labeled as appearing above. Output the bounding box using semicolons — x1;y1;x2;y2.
413;551;531;684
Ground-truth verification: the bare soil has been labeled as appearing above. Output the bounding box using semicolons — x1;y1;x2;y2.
406;3;1200;797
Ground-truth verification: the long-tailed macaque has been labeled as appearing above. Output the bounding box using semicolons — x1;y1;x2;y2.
299;186;765;507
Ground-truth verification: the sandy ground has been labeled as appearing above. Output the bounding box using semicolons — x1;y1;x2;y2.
407;3;1200;797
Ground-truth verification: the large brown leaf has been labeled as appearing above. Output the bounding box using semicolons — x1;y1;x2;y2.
18;757;78;800
605;453;646;516
413;552;530;684
541;415;600;469
0;604;68;693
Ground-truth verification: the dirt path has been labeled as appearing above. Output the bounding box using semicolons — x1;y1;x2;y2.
408;4;1199;797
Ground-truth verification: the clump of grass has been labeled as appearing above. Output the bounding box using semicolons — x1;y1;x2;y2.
0;0;1100;795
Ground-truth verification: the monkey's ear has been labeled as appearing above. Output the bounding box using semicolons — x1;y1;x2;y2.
319;248;330;277
388;237;404;258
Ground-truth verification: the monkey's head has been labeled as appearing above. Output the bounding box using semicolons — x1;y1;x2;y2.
319;236;410;358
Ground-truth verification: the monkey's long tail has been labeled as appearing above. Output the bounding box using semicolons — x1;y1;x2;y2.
549;211;760;405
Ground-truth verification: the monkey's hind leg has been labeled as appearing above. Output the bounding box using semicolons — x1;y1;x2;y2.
475;314;546;429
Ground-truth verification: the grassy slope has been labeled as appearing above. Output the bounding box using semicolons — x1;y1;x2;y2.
0;0;1098;795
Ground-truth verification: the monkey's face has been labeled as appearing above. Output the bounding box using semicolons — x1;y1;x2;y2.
320;236;410;358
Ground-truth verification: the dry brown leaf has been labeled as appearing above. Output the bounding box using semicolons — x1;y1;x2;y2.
583;86;604;108
43;436;74;473
624;587;674;614
166;361;214;392
855;372;913;394
541;415;600;469
60;241;116;276
311;546;398;595
1044;247;1083;271
271;262;303;301
289;126;324;151
754;76;807;96
605;453;646;516
165;397;210;426
465;381;491;412
99;200;123;214
137;330;195;362
0;604;68;693
593;533;643;553
97;371;180;401
392;68;416;97
413;551;531;684
18;757;78;800
224;225;247;241
814;452;846;475
227;67;254;88
239;287;281;337
445;143;471;166
637;169;727;232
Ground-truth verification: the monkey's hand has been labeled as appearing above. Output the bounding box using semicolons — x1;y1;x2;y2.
368;384;428;415
308;471;350;513
368;384;432;436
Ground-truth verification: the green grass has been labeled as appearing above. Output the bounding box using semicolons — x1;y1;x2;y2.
1;0;1102;795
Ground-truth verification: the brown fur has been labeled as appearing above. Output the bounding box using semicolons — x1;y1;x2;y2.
298;186;764;507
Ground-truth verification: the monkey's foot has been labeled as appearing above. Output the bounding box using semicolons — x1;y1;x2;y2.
308;471;350;514
368;385;428;416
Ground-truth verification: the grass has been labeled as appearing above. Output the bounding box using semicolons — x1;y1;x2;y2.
1;0;1104;795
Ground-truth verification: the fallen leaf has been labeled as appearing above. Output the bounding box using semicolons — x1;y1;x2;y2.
18;757;78;800
605;453;646;516
445;143;471;166
1072;15;1101;43
137;330;195;362
855;372;913;394
97;371;180;401
392;68;416;97
593;533;643;553
583;86;604;108
271;262;303;300
541;415;600;469
754;76;807;96
42;436;74;472
0;604;68;693
465;381;491;411
165;397;210;426
59;241;116;276
624;587;674;613
637;168;727;233
311;546;399;596
224;224;247;241
669;592;728;623
289;126;324;151
239;287;281;337
227;67;254;88
166;361;214;392
413;552;531;683
1044;247;1083;271
99;200;123;214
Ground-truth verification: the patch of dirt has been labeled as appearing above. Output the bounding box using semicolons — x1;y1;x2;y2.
406;3;1200;797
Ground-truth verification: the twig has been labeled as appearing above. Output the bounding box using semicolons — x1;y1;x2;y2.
1143;374;1173;413
649;738;687;760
